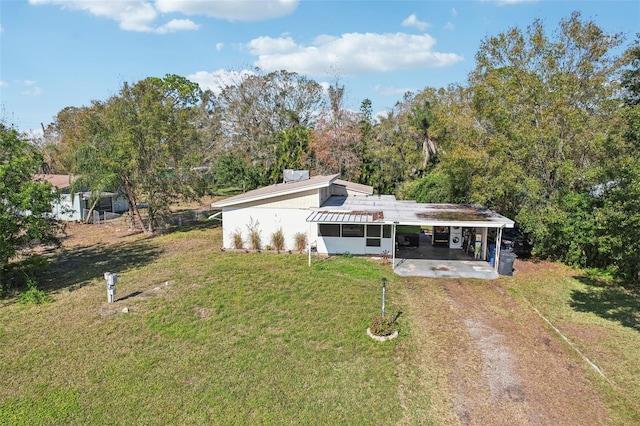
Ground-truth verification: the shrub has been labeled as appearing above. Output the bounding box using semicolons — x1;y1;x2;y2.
271;229;285;253
294;232;307;252
247;218;261;250
369;316;395;337
231;229;244;249
19;278;52;305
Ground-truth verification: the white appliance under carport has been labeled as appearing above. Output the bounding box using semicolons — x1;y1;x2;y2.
449;226;463;249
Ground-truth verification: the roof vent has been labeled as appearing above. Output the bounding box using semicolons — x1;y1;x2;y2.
283;169;310;183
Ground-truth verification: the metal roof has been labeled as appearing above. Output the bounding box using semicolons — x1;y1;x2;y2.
211;174;341;208
306;210;385;223
306;195;514;228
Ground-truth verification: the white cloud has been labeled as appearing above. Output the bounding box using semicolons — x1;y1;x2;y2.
28;0;296;33
155;0;298;21
375;84;416;97
0;81;8;87
247;36;300;55
444;22;455;31
155;19;200;34
451;8;458;16
401;14;429;31
29;0;161;32
215;42;224;52
17;80;43;96
246;32;464;76
187;69;256;94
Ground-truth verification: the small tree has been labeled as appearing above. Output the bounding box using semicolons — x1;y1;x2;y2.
0;124;61;292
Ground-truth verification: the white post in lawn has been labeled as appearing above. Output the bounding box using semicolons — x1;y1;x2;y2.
381;277;387;317
308;221;311;267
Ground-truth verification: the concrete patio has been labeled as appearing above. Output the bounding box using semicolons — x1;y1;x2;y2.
392;233;499;280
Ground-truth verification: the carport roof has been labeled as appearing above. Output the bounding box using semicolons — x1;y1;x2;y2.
306;195;514;228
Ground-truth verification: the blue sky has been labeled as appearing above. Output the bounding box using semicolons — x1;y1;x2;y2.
1;0;639;134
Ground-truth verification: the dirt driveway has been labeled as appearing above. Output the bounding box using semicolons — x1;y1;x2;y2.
400;274;609;425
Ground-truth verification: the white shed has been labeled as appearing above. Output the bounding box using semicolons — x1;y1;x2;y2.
35;174;129;221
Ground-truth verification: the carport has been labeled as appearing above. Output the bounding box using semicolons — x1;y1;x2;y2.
307;195;515;279
392;232;500;279
385;201;515;278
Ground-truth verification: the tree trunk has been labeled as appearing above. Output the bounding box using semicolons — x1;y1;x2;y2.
84;197;100;224
122;178;149;233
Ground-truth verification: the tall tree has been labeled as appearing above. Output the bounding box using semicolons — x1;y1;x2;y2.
71;75;205;233
212;69;324;186
0;124;60;290
310;81;362;180
466;12;623;223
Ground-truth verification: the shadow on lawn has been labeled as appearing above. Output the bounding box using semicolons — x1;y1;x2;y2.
570;276;640;332
38;240;162;293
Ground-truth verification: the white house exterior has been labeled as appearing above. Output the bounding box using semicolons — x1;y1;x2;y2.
211;174;372;251
35;174;129;221
211;173;515;271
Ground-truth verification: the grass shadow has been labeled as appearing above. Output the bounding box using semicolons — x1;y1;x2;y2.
38;240;163;293
570;276;640;332
163;219;220;235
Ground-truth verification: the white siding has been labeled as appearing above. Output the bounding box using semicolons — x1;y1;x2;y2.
113;195;129;213
317;235;394;255
52;193;83;221
221;207;318;251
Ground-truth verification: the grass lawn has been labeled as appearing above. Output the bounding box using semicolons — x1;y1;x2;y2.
0;224;409;425
1;221;638;424
502;263;640;424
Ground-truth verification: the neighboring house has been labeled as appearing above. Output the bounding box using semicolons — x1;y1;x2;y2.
211;172;515;271
35;174;129;221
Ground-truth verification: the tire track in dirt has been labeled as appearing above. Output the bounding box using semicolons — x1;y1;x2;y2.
439;279;609;425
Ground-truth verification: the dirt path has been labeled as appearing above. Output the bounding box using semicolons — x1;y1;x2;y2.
445;279;610;425
399;278;610;425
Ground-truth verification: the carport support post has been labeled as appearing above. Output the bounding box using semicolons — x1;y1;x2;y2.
495;227;503;272
391;222;398;270
307;222;312;267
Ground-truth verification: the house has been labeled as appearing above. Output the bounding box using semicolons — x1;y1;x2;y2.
34;174;129;221
211;171;515;273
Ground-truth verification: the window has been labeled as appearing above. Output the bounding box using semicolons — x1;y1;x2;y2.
366;238;381;247
383;225;392;238
342;224;364;237
366;225;381;238
318;224;340;237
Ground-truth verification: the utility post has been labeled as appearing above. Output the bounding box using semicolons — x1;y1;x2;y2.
105;272;117;303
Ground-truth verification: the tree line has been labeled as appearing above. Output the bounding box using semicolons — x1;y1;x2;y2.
12;12;640;285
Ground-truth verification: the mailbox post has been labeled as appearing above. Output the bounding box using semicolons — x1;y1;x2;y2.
104;272;117;303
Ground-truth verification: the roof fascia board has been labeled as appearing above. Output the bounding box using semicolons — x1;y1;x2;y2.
212;174;340;208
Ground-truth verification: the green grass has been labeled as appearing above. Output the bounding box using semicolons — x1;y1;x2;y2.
1;225;638;424
503;265;640;424
0;227;404;425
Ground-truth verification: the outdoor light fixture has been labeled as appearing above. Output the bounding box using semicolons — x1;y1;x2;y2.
381;277;387;318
